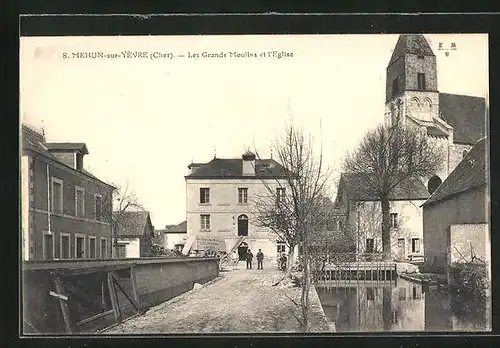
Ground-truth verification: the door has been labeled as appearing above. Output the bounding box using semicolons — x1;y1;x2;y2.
238;214;249;236
397;238;405;260
237;242;248;261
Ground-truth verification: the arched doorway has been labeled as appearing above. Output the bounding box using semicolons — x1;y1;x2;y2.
238;214;249;236
237;242;249;261
427;175;442;194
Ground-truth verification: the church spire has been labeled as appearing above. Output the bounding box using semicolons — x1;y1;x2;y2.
388;34;435;66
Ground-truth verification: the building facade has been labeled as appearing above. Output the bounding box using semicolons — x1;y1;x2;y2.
334;174;428;261
185;151;289;260
21;124;114;261
161;221;187;252
422;137;489;274
114;211;155;258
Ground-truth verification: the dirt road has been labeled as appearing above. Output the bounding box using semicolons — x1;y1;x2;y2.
104;262;330;334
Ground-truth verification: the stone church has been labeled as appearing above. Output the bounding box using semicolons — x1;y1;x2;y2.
334;34;487;260
384;34;486;193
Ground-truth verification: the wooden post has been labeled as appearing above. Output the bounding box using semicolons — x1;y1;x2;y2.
52;272;74;334
107;272;122;323
130;266;140;307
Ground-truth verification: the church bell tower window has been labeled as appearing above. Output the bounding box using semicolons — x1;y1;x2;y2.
417;73;426;90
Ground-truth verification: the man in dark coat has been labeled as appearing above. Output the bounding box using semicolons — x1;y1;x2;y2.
256;249;264;270
246;249;253;269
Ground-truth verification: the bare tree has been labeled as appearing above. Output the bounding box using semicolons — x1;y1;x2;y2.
343;124;443;260
253;123;333;332
97;181;146;257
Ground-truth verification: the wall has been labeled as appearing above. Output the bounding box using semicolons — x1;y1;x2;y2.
448;143;473;176
449;223;490;265
165;233;187;250
186;178;288;258
116;238;140;258
352;199;426;259
423;186;487;273
22;257;219;334
404;54;438;92
26;152;113;260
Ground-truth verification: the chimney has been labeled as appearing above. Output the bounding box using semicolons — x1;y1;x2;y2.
242;151;256;176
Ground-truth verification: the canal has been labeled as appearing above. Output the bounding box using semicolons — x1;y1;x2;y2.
316;277;490;332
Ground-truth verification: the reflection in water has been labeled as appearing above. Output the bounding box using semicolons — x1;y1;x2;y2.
316;278;489;332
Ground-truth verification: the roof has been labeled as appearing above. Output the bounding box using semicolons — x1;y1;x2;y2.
427;126;448;138
422;137;487;206
44;142;89;154
338;173;430;202
187;162;205;169
439;93;486;145
21;125;114;189
185;158;287;179
163;221;187;234
389;34;435;65
114;211;153;237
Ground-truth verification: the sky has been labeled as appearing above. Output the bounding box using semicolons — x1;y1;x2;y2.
20;34;489;229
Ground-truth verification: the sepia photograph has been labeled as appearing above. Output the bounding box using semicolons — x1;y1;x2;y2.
19;32;491;335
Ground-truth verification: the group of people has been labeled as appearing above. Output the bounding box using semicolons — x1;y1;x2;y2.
231;248;265;270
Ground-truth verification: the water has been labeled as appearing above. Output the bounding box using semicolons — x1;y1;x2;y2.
316;278;491;332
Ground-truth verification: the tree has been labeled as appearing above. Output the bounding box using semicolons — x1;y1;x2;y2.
253;123;333;332
97;181;146;257
343;124;443;260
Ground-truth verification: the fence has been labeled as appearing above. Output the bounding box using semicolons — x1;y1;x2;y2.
312;252;397;283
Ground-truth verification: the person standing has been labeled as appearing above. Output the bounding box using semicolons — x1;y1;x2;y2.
232;250;239;270
246;249;253;269
256;249;264;270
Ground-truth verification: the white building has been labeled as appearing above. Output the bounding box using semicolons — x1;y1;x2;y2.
335;174;428;261
161;220;187;252
185;151;289;260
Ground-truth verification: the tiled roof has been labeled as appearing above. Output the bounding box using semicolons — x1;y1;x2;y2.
338;173;430;202
21;125;114;188
422;137;487;206
114;211;153;237
185;158;287;179
44;142;89;154
427;126;448;138
439;93;486;145
389;34;435;65
164;221;187;234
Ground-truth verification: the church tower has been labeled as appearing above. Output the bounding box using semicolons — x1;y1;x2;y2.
385;35;440;127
